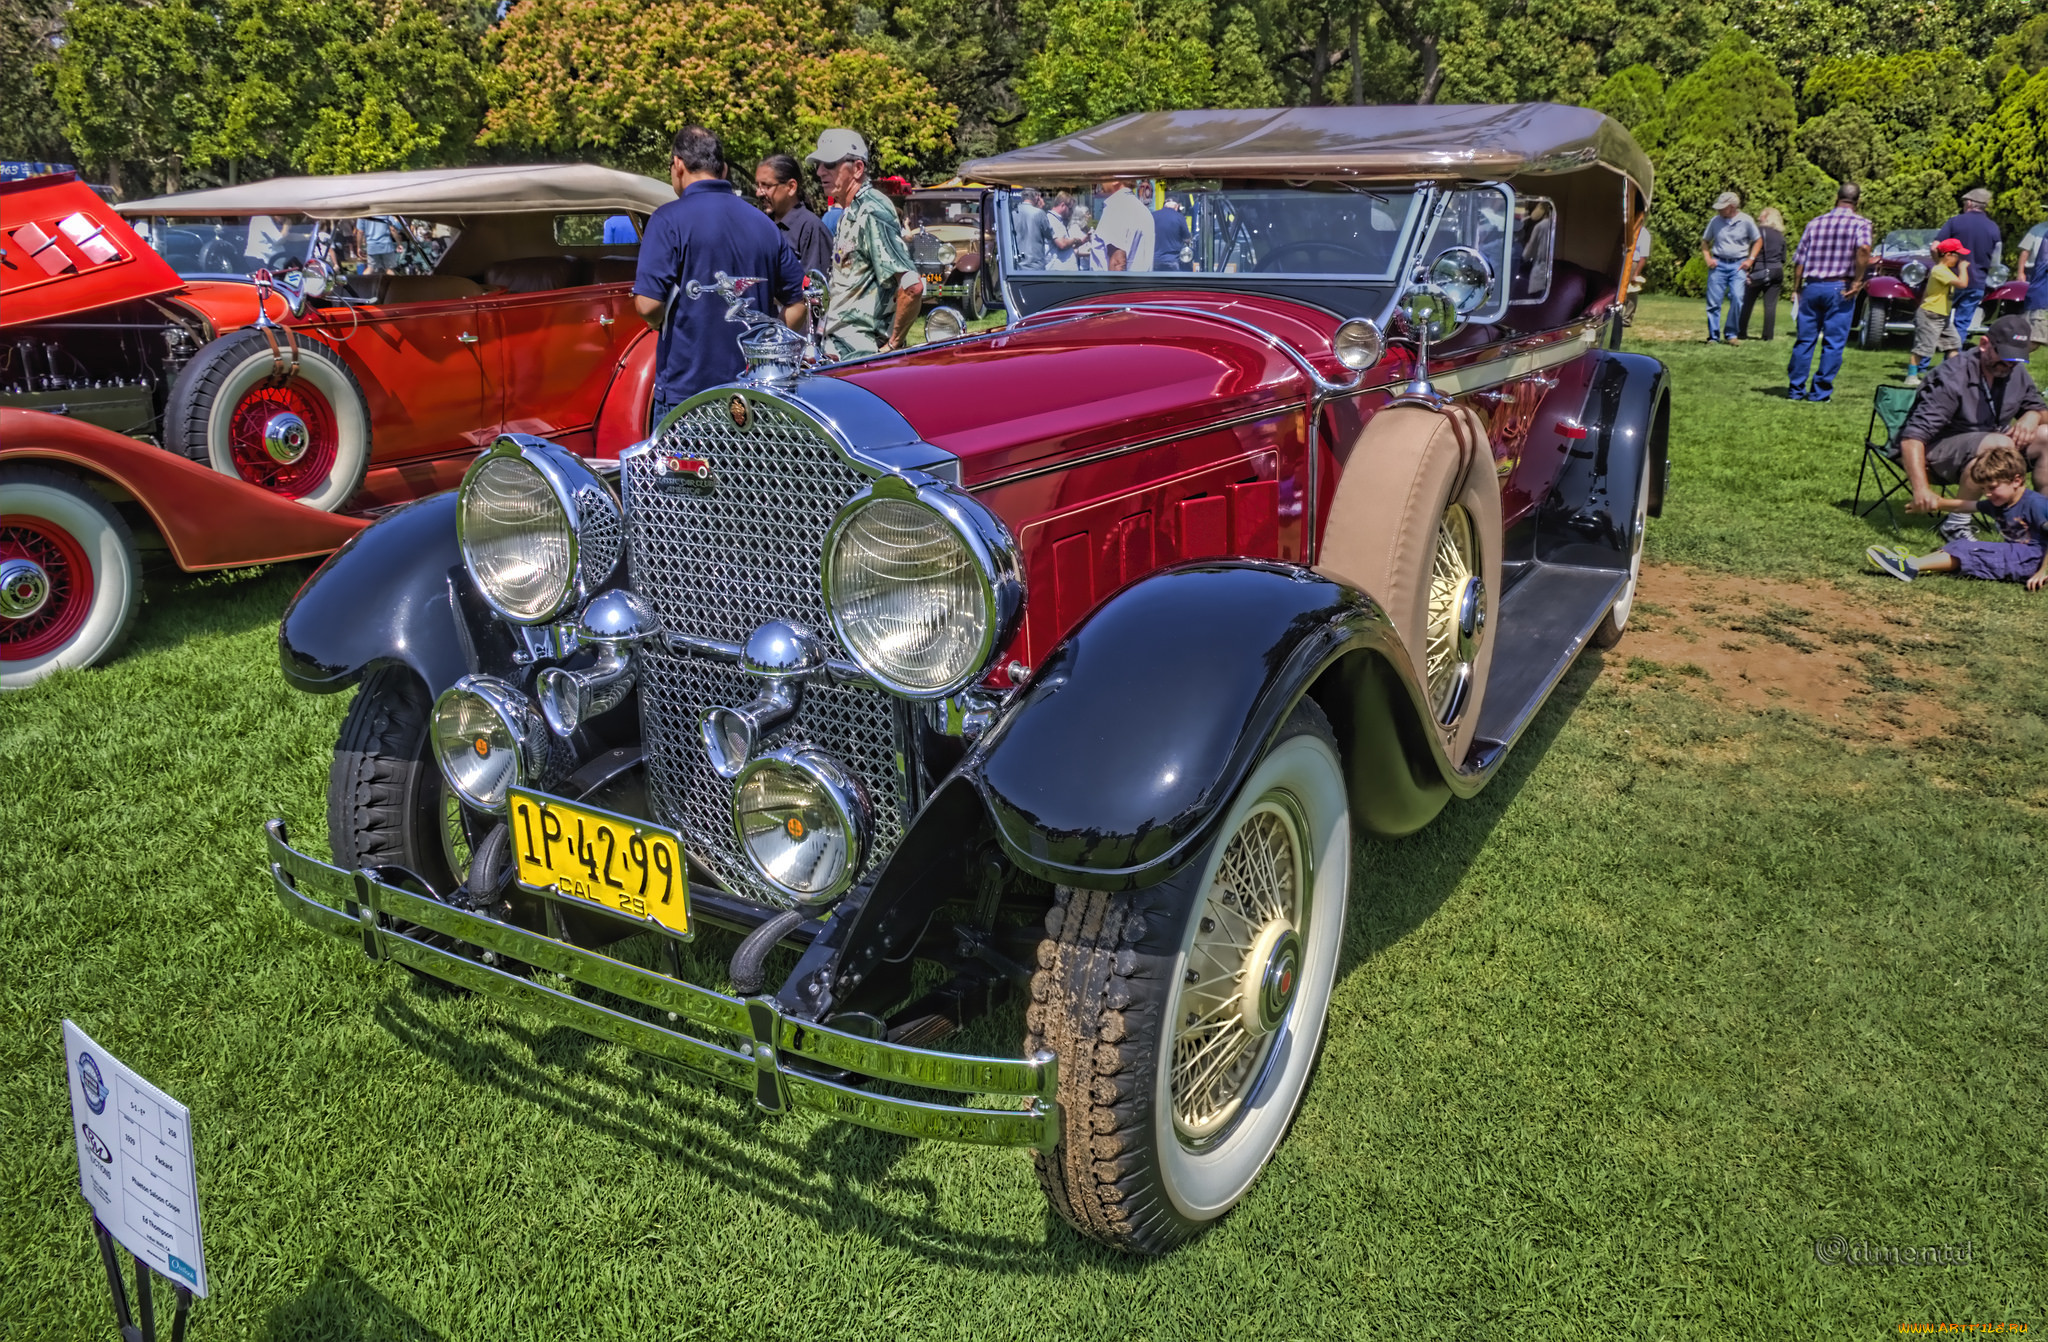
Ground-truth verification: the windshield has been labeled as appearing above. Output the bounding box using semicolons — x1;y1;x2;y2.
133;214;461;280
906;197;979;230
1879;229;1936;257
999;184;1422;279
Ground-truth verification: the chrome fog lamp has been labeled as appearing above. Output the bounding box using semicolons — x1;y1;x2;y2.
458;435;623;625
432;675;549;812
1333;317;1385;371
922;306;968;344
732;748;872;904
823;478;1023;698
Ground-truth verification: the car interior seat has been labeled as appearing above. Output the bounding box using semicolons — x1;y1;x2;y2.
483;256;589;293
591;256;639;285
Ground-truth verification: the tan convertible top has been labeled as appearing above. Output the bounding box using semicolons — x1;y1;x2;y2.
961;104;1652;195
116;163;674;219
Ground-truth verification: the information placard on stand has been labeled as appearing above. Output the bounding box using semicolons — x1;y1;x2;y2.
64;1020;206;1340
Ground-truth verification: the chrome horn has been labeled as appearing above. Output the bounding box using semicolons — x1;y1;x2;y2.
536;589;661;736
700;621;824;779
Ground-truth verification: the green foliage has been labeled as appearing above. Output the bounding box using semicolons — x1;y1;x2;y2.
1795;102;1890;184
52;0;486;194
1802;49;1990;160
1589;64;1667;151
1938;69;2048;245
481;0;955;175
0;0;70;162
1015;0;1239;142
1664;34;1800;173
1986;13;2048;100
1736;0;2037;86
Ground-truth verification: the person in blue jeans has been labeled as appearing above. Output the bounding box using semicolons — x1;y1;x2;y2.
1937;187;2002;348
1699;191;1760;342
1788;182;1873;402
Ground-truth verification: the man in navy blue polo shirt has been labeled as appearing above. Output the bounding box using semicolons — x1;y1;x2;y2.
1937;187;2003;348
634;125;805;428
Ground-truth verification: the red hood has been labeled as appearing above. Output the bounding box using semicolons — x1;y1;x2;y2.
2;173;184;326
829;294;1344;486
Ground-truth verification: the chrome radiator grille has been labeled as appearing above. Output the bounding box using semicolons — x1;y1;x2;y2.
625;395;905;907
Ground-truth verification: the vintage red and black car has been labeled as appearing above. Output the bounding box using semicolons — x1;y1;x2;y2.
263;104;1669;1253
1859;226;2027;348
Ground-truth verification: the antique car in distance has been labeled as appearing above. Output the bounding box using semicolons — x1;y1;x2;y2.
6;165;672;516
263;104;1668;1253
903;187;993;320
1859;226;2026;348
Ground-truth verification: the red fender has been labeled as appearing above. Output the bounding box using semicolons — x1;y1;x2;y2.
0;408;366;570
592;326;658;459
1988;279;2030;304
1864;276;1916;302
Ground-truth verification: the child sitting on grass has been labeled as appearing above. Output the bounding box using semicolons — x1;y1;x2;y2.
1866;443;2048;590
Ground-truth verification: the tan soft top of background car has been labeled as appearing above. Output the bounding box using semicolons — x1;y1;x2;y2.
115;163;674;219
960;103;1652;195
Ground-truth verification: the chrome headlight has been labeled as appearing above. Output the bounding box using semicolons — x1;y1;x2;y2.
1900;259;1929;289
823;478;1023;698
432;675;548;812
1333;317;1385;370
457;435;623;625
733;748;872;904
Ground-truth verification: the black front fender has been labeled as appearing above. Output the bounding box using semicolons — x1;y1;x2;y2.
962;562;1432;890
1544;349;1670;564
279;492;509;696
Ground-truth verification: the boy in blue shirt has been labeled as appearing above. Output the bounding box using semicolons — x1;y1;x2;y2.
1867;442;2048;590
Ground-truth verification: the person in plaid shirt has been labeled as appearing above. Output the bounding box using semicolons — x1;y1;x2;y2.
1787;182;1873;403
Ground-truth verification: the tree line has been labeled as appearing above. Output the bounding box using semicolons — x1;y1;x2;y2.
2;0;2041;269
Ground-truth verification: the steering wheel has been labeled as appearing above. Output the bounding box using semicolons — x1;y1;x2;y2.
198;238;243;273
1253;239;1382;273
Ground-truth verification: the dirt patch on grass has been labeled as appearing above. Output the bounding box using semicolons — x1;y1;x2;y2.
1607;564;1956;742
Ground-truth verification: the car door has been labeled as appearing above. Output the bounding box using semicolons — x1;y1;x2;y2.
489;281;635;453
337;292;497;462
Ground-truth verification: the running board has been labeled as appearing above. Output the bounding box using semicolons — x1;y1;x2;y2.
1464;562;1630;773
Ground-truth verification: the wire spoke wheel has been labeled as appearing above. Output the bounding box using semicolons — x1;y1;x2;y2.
1170;798;1305;1143
1;514;93;661
226;379;340;498
1425;503;1477;718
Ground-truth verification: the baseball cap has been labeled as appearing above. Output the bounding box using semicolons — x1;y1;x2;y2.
805;129;869;165
1933;237;1970;255
1713;191;1740;209
1987;314;2036;361
1961;186;1993;206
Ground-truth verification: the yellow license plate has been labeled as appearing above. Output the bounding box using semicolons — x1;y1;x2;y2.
508;788;691;937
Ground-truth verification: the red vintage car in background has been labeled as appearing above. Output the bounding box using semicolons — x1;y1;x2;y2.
264;105;1669;1253
3;165;671;683
1858;225;2028;348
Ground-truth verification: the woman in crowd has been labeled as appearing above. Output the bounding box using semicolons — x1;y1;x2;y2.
754;152;834;278
1739;207;1787;342
1071;203;1106;271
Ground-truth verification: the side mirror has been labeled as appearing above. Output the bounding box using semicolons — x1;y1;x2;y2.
1429;246;1495;316
1398;285;1459;343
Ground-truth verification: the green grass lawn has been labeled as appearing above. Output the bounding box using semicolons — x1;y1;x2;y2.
3;297;2043;1339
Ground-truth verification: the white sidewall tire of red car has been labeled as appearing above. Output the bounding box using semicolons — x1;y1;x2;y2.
1;466;142;688
167;329;371;512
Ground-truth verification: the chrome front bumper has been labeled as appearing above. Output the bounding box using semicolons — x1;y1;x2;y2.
263;820;1059;1149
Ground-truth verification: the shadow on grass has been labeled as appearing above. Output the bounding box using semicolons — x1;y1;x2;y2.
1337;649;1601;982
372;996;1140;1276
122;561;319;662
261;1257;447;1342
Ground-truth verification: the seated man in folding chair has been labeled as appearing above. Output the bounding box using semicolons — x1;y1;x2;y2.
1899;315;2047;544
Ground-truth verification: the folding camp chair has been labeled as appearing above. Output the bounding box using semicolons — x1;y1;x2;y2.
1854;382;1921;532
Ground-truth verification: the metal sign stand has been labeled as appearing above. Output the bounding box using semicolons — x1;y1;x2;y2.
93;1216;192;1342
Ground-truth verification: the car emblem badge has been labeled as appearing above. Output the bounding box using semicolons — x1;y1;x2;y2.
727;395;749;429
655;453;714;490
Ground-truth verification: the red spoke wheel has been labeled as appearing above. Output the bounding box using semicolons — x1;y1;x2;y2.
166;328;371;512
0;465;141;687
225;379;340;498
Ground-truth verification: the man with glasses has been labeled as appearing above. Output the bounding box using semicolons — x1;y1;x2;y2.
806;129;922;357
1899;314;2047;543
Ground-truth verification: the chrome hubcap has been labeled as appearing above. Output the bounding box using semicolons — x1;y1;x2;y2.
262;411;311;464
0;556;50;620
1172;798;1306;1142
1427;504;1480;724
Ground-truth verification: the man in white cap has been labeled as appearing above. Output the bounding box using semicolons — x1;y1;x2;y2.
806;128;922;358
1937;186;2003;347
1699;190;1761;343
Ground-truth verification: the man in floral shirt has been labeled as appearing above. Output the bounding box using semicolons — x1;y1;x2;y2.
807;129;923;358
